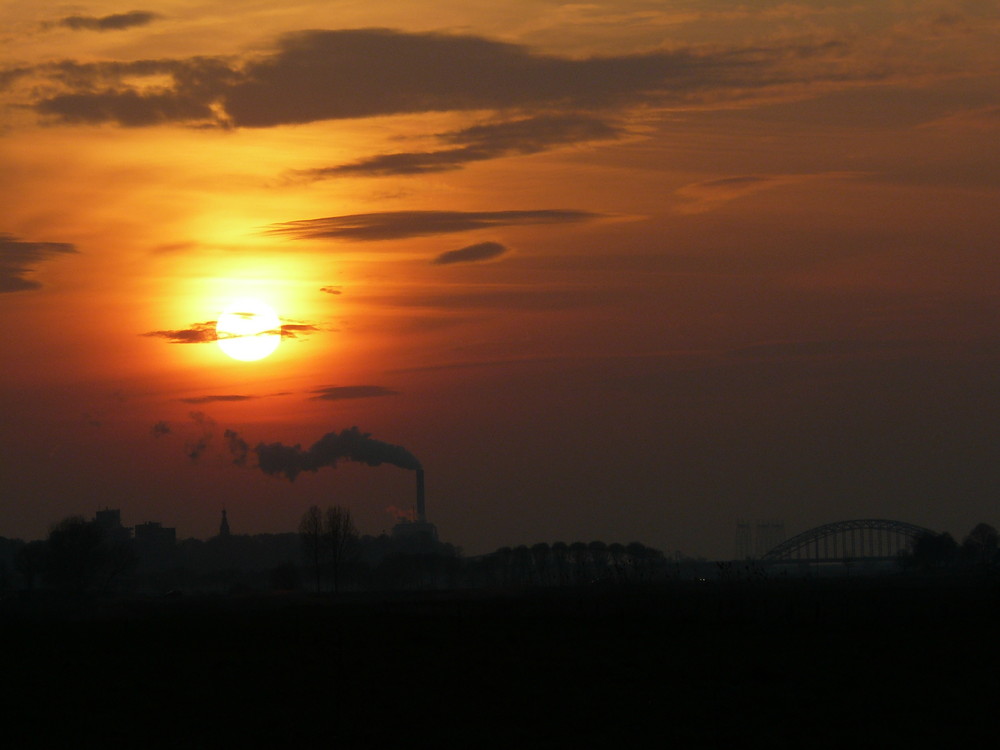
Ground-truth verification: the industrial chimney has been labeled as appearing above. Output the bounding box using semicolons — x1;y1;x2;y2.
416;468;426;522
392;467;438;546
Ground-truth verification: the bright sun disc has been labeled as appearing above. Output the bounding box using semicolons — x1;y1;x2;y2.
215;300;281;361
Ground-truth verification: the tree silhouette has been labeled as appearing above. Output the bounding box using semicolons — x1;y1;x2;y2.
324;505;358;594
14;539;47;591
911;531;959;569
551;542;570;585
530;542;551;586
962;523;999;566
588;541;609;581
299;506;324;593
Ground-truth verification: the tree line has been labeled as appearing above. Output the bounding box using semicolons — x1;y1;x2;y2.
905;522;1000;569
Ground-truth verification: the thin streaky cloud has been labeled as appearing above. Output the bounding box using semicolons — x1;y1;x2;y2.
267;209;602;242
53;12;161;32
141;321;217;344
180;395;255;404
294;114;623;178
433;242;508;265
280;323;321;339
310;385;400;401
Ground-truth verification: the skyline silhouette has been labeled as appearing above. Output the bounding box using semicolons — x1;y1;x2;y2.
2;1;999;560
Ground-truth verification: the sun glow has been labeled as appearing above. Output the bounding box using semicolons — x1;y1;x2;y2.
215;299;281;361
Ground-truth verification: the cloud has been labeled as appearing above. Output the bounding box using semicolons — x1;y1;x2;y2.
268;209;601;241
0;67;32;92
673;173;857;214
919;105;1000;132
221;29;767;128
36;88;217;128
53;11;161;32
141;321;216;343
310;385;400;401
319;286;342;295
143;320;319;344
0;234;76;293
27;28;839;128
180;395;255;404
280;323;320;338
151;421;171;437
33;57;237;126
433;241;508;265
295;114;623;178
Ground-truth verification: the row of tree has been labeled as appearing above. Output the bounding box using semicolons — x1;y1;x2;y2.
907;523;1000;569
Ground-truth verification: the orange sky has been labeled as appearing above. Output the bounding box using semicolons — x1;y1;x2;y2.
2;1;999;558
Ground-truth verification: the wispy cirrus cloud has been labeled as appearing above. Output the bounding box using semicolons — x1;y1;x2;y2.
294;114;624;178
673;172;858;214
268;209;601;242
142;321;217;344
0;234;76;293
180;394;255;404
310;385;400;401
433;241;508;265
280;323;321;339
49;11;162;32
143;321;320;344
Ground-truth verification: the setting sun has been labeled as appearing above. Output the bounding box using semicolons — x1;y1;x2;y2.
215;300;281;361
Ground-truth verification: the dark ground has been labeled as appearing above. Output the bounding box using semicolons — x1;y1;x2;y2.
3;574;999;747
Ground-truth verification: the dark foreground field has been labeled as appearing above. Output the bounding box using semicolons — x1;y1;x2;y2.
3;575;999;747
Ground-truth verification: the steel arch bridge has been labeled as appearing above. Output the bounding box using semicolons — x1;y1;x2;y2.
759;519;935;563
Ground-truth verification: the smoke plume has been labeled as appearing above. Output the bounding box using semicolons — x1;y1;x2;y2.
224;429;249;466
240;426;421;480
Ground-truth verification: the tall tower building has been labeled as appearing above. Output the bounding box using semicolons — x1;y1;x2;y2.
219;508;231;537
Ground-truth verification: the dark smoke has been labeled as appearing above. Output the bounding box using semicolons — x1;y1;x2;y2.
186;411;214;460
224;429;249;466
234;426;421;480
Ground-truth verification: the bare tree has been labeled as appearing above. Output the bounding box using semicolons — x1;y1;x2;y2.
530;542;551;586
299;506;323;593
323;505;358;594
15;540;47;591
962;523;999;566
551;542;570;585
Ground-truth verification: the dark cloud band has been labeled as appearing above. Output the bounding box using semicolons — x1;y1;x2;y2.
28;28;815;129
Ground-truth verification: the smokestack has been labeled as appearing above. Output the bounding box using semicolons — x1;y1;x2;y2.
416;468;426;523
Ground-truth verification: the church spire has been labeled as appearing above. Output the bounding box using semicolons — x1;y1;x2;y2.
219;508;230;537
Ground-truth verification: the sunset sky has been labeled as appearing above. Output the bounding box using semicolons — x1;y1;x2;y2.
2;1;999;558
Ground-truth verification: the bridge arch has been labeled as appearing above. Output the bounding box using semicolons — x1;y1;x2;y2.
760;519;935;562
